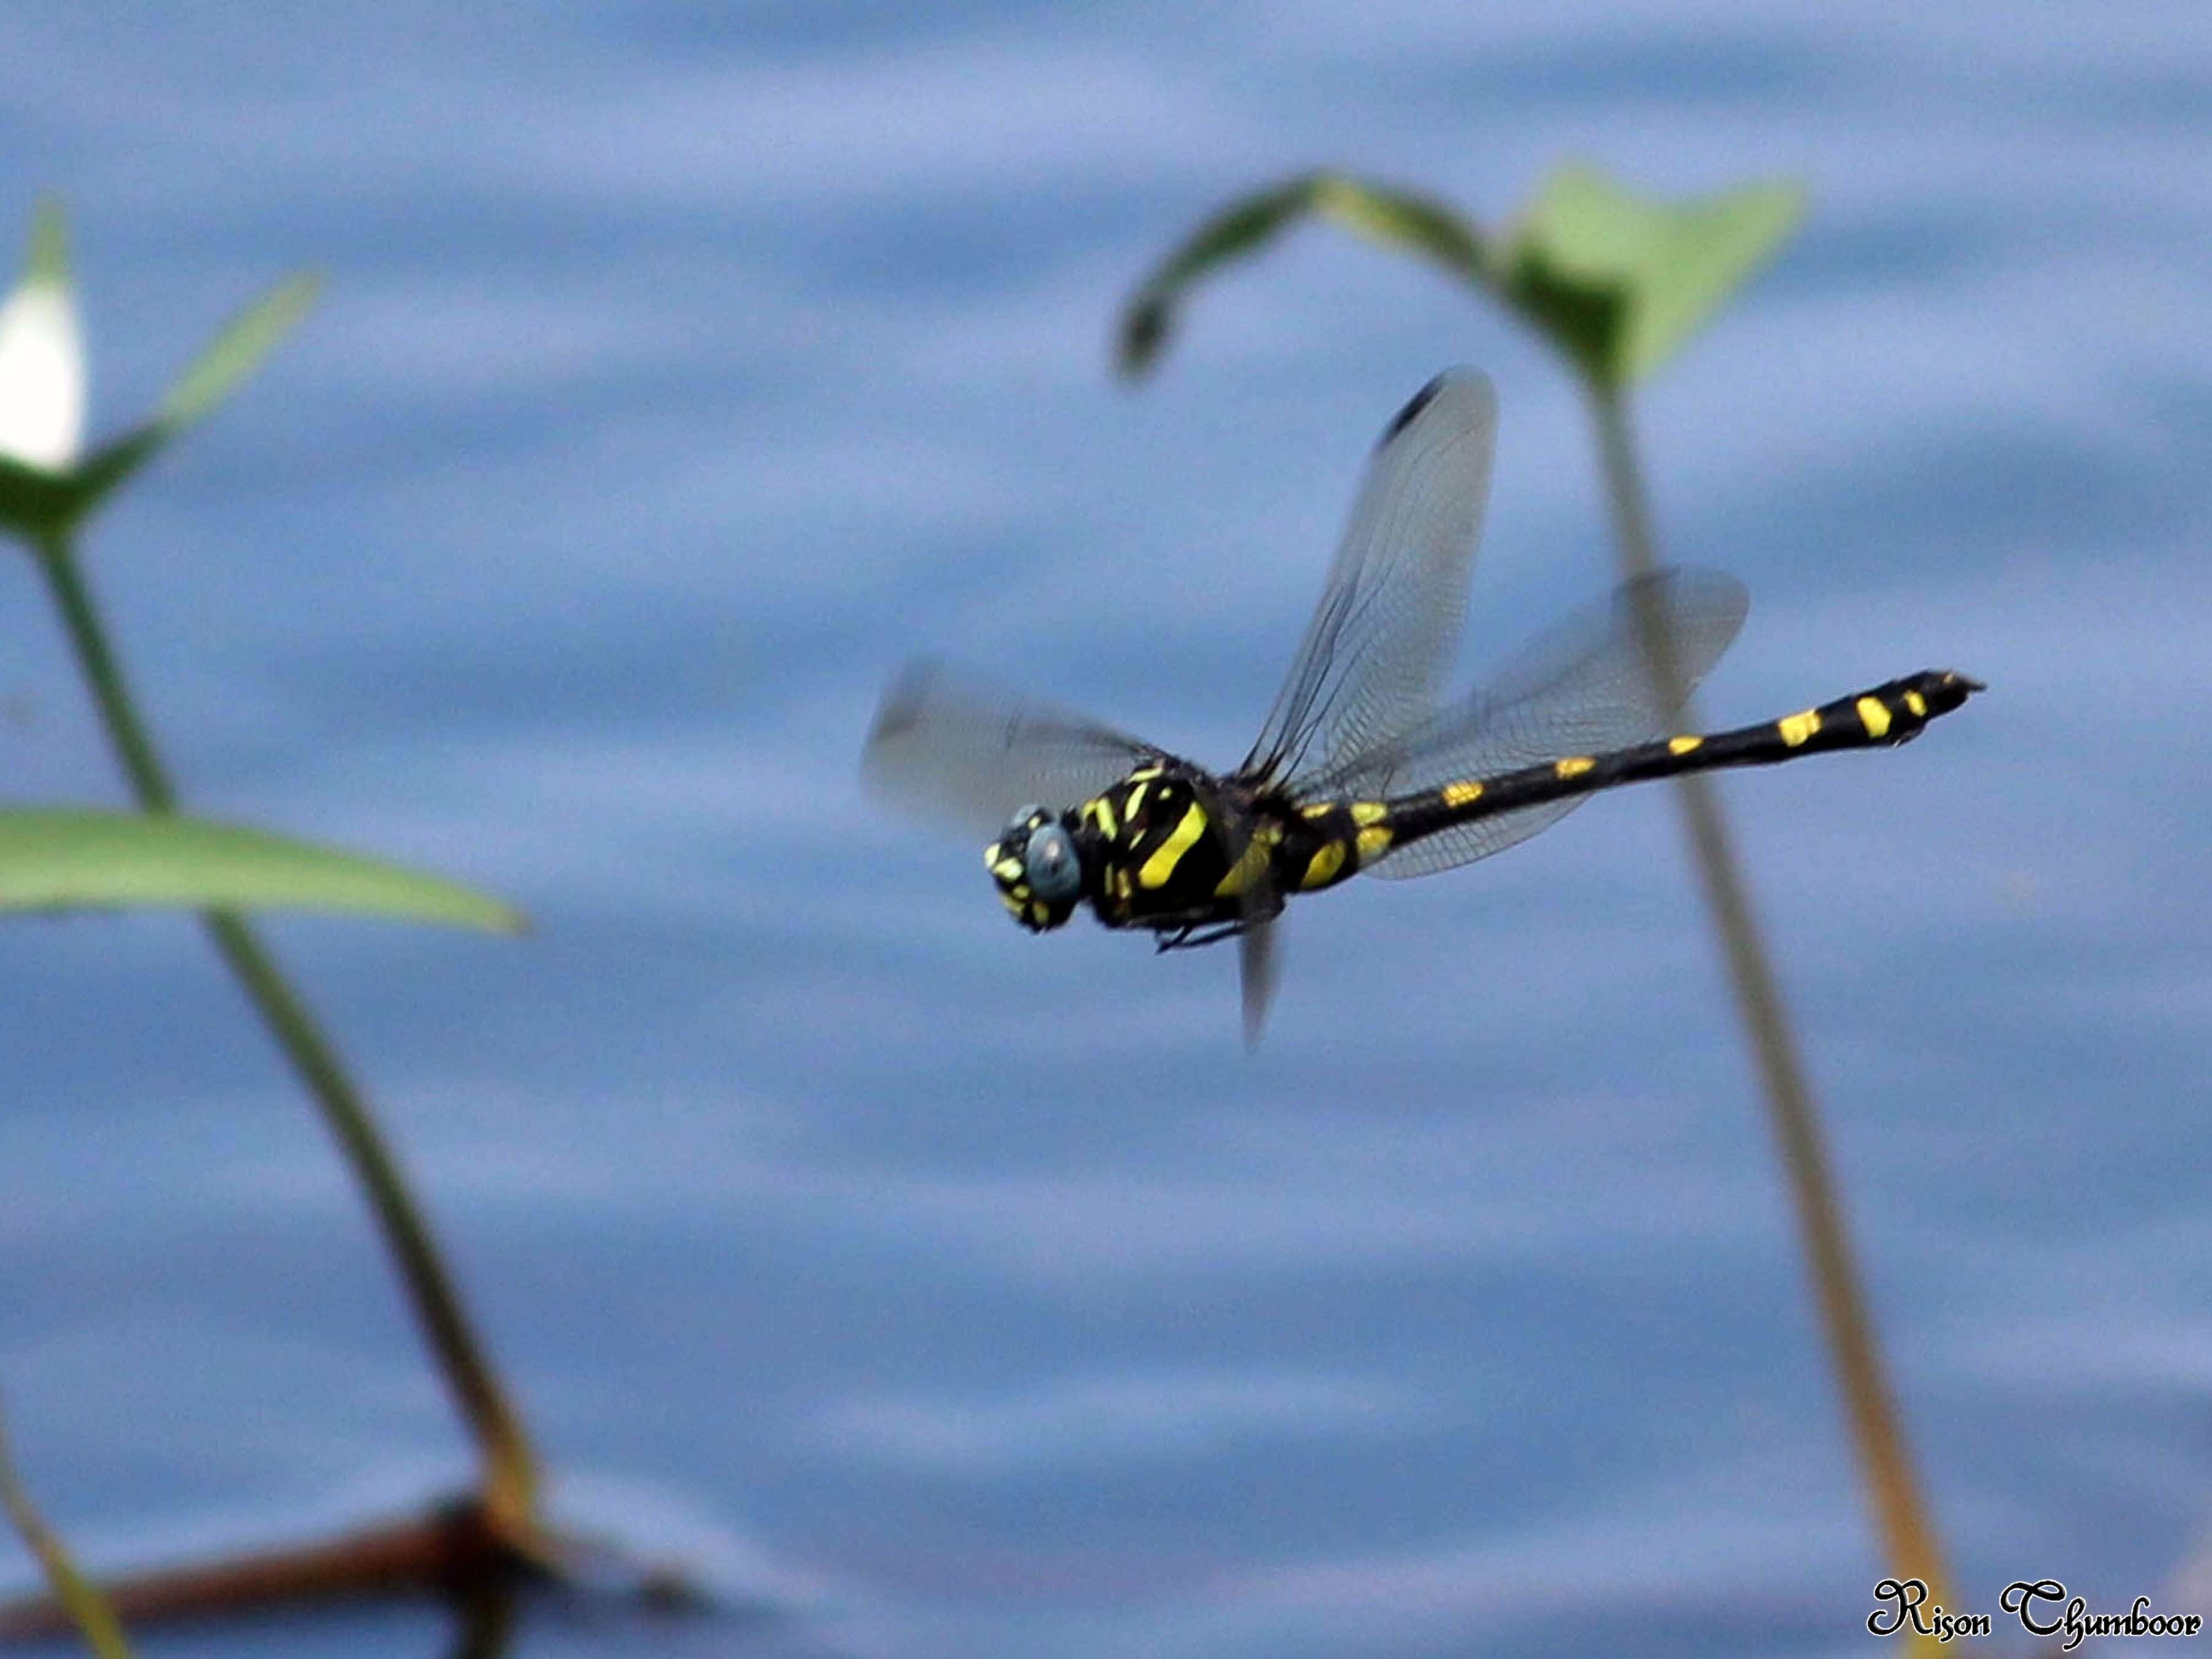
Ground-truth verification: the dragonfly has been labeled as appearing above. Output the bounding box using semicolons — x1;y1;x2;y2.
863;369;1980;1041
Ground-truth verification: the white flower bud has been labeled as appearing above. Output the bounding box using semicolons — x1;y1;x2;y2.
0;226;87;472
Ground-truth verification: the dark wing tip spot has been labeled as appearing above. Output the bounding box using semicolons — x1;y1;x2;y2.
1377;374;1446;450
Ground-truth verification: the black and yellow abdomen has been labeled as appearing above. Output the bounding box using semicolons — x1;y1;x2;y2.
1382;669;1981;850
1064;670;1978;936
1281;801;1385;892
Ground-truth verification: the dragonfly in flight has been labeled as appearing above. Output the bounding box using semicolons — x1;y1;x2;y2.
864;370;1980;1041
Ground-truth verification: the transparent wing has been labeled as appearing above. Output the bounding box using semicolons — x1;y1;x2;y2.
1241;368;1499;788
1346;568;1751;879
861;661;1165;840
1239;917;1281;1048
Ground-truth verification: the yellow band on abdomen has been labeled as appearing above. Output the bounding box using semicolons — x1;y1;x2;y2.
1301;841;1346;888
1777;709;1821;747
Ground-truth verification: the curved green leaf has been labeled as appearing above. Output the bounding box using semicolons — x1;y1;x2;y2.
0;809;524;933
1308;174;1486;280
1503;165;1804;386
1116;172;1485;377
1118;163;1803;392
1118;175;1321;377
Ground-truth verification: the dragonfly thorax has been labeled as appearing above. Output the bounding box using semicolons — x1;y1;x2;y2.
982;760;1377;944
1077;764;1237;929
987;764;1260;939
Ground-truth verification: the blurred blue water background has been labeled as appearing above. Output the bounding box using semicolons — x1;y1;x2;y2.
2;5;2209;1655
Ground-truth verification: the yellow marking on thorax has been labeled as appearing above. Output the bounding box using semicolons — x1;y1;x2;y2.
1139;801;1209;888
1668;734;1701;756
1124;781;1150;818
998;892;1026;917
1349;801;1388;826
1213;829;1277;899
1112;868;1133;903
1027;901;1049;927
1355;824;1392;860
1855;696;1892;740
1903;689;1928;718
990;855;1024;884
1301;801;1336;820
1084;795;1118;839
1300;841;1346;888
1555;756;1594;780
1778;708;1821;748
1440;779;1484;807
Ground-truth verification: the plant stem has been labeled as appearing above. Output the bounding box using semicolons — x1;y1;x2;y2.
1583;386;1950;1623
0;1397;137;1659
29;535;539;1537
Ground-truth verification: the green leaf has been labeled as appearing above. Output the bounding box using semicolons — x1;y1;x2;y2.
66;428;158;521
1116;172;1485;378
155;272;320;434
1118;175;1320;377
1116;163;1802;393
0;1400;138;1659
65;272;320;516
0;809;524;933
0;218;320;539
1499;164;1804;386
1308;175;1486;281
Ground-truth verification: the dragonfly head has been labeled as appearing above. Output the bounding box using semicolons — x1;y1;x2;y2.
984;805;1086;933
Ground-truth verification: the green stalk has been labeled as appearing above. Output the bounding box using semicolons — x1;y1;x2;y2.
0;1398;136;1659
1584;385;1950;1615
29;533;539;1537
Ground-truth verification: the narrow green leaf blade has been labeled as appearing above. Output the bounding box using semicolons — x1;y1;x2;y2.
155;272;320;435
1117;173;1487;377
62;273;320;519
1118;175;1325;377
1307;174;1486;281
66;429;160;520
0;809;523;933
1506;165;1805;385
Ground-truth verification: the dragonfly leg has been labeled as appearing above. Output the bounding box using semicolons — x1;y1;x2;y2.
1157;919;1258;952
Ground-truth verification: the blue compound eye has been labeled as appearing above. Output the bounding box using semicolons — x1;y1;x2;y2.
1024;821;1081;901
